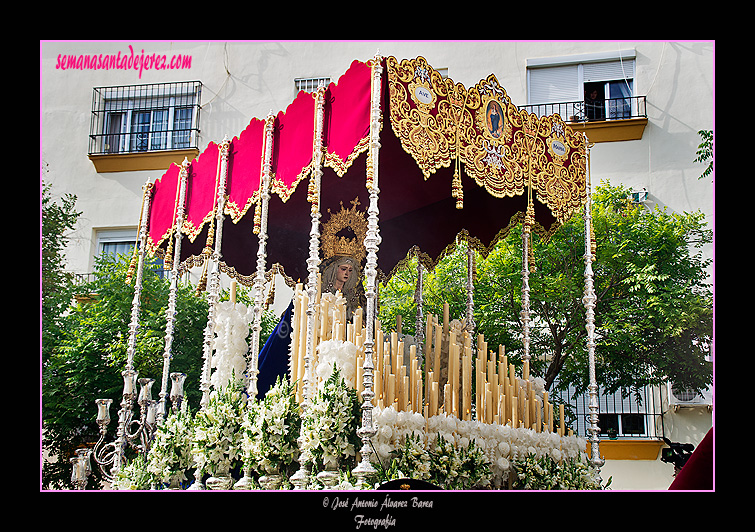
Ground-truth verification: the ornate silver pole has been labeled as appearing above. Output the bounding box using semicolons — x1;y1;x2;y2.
109;179;153;477
304;84;326;407
157;158;189;424
466;241;476;335
248;112;275;400
520;125;536;363
352;52;383;488
582;136;604;481
235;115;275;491
414;252;424;358
521;216;532;362
200;137;231;410
291;83;327;490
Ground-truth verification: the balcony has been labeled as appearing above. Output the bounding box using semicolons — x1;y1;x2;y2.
88;81;202;173
554;380;667;460
519;95;647;143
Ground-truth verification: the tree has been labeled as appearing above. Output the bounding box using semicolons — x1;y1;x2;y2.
42;254;204;488
378;181;713;402
42;248;279;489
537;182;712;399
41;179;81;364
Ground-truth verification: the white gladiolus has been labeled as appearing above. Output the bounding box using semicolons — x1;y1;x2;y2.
210;301;253;391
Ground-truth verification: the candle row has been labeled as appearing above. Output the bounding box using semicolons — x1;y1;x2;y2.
287;289;568;436
289;280;367;402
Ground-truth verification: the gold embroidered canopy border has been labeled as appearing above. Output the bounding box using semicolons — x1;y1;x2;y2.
144;55;586;285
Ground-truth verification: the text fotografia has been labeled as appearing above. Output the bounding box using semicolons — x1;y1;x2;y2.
55;45;192;79
324;493;433;529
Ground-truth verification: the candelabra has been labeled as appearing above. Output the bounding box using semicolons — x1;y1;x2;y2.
87;372;186;488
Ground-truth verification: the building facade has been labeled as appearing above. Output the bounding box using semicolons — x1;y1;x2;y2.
40;40;714;490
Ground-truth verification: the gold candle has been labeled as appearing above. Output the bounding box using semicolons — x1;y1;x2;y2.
536;398;542;432
356;354;363;394
387;374;396;408
433;325;441;390
409;356;419;411
462;353;471;421
443;383;451;415
354;307;362;335
512;396;518;428
430;380;438;417
485;385;492;424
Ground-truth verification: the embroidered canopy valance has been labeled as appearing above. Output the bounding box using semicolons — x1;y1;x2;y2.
145;55;586;285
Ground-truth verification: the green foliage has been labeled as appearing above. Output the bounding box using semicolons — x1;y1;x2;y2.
511;453;602;490
41;181;81;364
42;253;209;489
585;183;712;397
694;129;713;180
378;181;713;401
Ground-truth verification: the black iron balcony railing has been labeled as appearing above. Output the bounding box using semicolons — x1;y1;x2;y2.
519;95;647;123
89;81;202;156
553;380;665;440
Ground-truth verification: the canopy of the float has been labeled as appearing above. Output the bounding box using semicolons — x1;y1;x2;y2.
145;56;587;285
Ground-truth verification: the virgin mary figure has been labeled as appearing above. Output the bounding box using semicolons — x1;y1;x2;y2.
254;199;367;399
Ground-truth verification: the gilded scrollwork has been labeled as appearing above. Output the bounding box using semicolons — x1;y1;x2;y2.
387;56;454;178
386;55;586;225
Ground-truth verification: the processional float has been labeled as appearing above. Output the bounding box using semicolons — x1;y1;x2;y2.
83;52;604;489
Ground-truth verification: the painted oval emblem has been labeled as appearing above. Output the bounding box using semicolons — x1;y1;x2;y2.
414;86;434;105
551;140;567;157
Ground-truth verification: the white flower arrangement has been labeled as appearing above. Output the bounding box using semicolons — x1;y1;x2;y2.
112;453;152;490
315;338;357;389
191;383;246;478
371;405;598;490
242;377;301;476
145;405;195;488
298;366;360;476
512;451;601;490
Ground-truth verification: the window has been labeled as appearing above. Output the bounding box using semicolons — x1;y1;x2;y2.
526;50;638;122
97;229;137;258
96;229;164;277
294;76;331;94
89;81;201;155
598;413;647;438
553;381;662;439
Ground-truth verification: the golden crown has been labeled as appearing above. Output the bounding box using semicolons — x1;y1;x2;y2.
321;197;367;263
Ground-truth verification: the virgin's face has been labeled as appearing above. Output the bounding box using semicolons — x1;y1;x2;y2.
336;263;353;285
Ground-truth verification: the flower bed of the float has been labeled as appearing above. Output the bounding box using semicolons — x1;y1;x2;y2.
111;370;600;490
371;406;600;490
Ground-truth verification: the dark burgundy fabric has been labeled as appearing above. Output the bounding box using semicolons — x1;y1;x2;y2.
668;428;713;490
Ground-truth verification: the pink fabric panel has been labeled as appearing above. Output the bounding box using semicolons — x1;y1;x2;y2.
184;141;219;240
147;162;180;250
227;117;265;221
324;60;371;166
272;91;315;197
